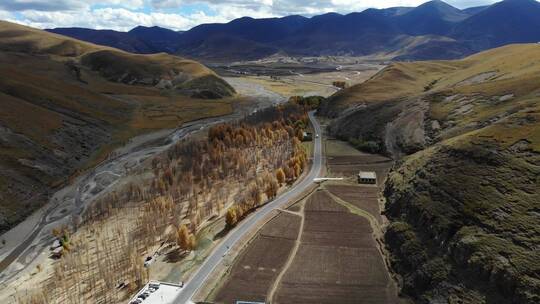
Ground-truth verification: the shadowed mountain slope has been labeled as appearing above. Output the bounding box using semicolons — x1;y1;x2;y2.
452;0;540;51
46;0;540;61
320;43;540;303
48;25;184;54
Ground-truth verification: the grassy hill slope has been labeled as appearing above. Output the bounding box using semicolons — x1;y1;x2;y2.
0;21;235;233
321;43;540;303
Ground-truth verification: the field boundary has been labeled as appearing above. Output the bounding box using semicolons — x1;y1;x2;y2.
267;200;306;302
198;185;319;302
324;188;405;293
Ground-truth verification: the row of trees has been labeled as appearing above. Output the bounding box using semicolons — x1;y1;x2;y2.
226;135;307;227
22;103;310;303
289;95;325;110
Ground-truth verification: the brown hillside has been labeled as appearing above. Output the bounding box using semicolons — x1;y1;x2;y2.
0;21;234;233
322;44;540;303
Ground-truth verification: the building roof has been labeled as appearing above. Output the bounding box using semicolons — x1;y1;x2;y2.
358;171;377;179
129;281;183;304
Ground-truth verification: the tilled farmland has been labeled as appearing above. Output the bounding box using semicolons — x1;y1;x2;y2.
213;213;301;303
326;185;383;223
273;191;399;303
327;155;392;185
211;140;406;304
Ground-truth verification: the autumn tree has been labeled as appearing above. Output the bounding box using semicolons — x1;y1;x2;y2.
333;81;347;89
293;163;302;178
284;165;295;181
276;168;286;185
188;235;197;251
226;207;238;227
177;224;190;251
265;177;279;199
248;183;262;207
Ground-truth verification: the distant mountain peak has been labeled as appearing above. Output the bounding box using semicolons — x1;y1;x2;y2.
129;25;176;33
407;0;467;22
499;0;540;5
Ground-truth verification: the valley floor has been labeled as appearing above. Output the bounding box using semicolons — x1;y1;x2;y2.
0;60;387;303
204;138;410;304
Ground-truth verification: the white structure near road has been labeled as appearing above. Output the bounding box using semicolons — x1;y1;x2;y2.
129;281;183;304
314;177;344;183
358;171;377;184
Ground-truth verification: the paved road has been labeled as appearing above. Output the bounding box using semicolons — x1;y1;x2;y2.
174;111;323;304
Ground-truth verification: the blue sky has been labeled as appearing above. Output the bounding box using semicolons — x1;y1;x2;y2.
0;0;501;31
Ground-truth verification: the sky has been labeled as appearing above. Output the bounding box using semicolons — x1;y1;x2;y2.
0;0;501;32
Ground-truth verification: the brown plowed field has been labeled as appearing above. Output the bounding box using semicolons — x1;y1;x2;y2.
302;212;377;248
274;192;400;304
327;155;392;184
326;185;383;223
259;211;302;240
304;190;349;213
213;213;300;304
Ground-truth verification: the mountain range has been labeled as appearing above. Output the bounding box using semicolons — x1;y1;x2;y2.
46;0;540;61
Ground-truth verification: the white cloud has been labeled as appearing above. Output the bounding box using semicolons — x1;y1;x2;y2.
0;0;145;12
151;0;183;9
100;0;145;10
0;10;14;19
16;7;243;31
0;0;86;12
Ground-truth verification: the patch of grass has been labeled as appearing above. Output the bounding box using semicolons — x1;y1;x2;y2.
324;139;365;157
349;138;384;154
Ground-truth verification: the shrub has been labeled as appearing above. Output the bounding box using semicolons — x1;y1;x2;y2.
349;137;383;154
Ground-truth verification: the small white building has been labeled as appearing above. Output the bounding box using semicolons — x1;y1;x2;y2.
358;171;377;185
129;281;183;304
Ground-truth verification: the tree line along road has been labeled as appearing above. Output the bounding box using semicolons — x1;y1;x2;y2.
174;110;323;304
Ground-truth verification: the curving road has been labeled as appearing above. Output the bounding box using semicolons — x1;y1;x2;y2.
173;110;323;304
